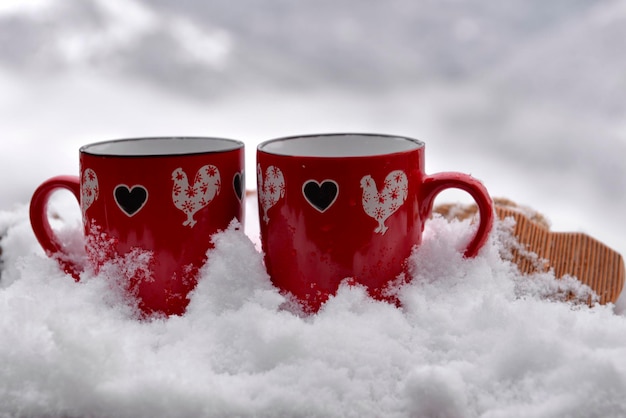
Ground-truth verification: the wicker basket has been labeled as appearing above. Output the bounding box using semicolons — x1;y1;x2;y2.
435;198;625;305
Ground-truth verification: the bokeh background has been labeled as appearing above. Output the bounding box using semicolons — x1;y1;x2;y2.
1;0;624;256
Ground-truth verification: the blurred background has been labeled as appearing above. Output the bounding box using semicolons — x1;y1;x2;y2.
1;0;624;256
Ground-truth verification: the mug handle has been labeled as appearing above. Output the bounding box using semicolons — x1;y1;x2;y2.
29;175;82;280
419;172;494;257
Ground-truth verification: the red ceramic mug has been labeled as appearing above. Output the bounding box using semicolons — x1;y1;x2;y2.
30;137;245;316
257;133;494;312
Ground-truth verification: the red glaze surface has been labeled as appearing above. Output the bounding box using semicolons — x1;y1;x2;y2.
30;138;244;316
257;134;493;313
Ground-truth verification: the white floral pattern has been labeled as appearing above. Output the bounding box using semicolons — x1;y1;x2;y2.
257;164;285;224
172;165;221;227
81;168;99;220
360;170;408;234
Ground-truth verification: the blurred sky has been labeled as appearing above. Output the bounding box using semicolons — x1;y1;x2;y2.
1;0;624;254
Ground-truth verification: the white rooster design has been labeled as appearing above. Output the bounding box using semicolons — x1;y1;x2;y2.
360;170;408;234
257;164;285;224
81;168;99;221
172;165;221;227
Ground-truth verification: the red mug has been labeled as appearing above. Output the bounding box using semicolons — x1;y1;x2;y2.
30;137;245;316
257;133;494;312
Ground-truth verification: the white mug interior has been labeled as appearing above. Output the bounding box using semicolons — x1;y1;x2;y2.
81;137;243;157
258;134;424;157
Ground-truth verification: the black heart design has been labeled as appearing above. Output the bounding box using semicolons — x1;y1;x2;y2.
114;185;148;217
233;172;244;201
302;180;338;212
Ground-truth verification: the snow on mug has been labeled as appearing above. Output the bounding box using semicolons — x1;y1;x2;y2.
30;137;245;316
257;133;494;313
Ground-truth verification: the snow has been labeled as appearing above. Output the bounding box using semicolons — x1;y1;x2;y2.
1;0;626;416
2;208;626;417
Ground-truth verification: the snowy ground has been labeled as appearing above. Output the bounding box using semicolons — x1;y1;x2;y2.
1;0;626;416
2;207;626;417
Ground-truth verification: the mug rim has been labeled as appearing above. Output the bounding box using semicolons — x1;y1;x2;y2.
80;137;245;158
257;133;424;158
